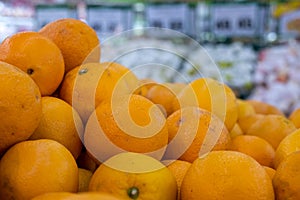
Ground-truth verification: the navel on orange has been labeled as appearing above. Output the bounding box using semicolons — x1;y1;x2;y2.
89;152;177;200
59;62;139;123
0;31;64;96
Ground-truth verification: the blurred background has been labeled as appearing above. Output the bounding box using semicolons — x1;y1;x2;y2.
1;0;300;114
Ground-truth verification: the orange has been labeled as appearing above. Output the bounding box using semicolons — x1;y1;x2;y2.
32;192;123;200
164;107;231;163
78;168;93;192
0;139;78;200
274;129;300;168
246;100;284;115
229;135;275;167
238;114;264;133
173;77;238;131
66;192;124;200
30;96;83;159
229;123;243;138
89;152;177;200
31;192;76;200
146;83;185;116
273;151;300;200
167;82;186;93
76;149;98;172
39;18;100;73
31;193;75;200
263;166;276;180
59;62;139;123
0;61;42;155
181;151;274;200
84;94;168;162
0;31;64;96
245;114;296;149
289;108;300;128
156;104;168;118
165;160;191;199
134;78;157;97
237;99;256;119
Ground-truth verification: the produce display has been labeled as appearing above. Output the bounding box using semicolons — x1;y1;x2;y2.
101;37;256;97
185;42;256;97
250;40;300;115
0;18;300;200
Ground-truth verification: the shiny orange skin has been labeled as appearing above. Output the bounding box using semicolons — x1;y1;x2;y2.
273;151;300;200
0;61;42;155
0;139;78;200
0;31;64;96
39;18;100;73
229;135;275;167
164;107;231;163
181;151;274;200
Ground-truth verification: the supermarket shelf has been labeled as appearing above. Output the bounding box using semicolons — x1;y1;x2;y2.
0;16;36;27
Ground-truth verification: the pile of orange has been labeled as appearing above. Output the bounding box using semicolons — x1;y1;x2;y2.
0;18;300;200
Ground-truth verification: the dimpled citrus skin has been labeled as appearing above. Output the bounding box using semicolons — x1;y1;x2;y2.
166;160;191;199
84;94;168;162
173;78;238;131
89;152;177;200
0;139;78;200
164;107;231;163
59;62;139;124
274;129;300;168
0;31;64;96
229;135;275;168
244;114;296;149
181;151;274;200
0;61;42;155
273;151;300;200
30;96;84;159
39;18;100;73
